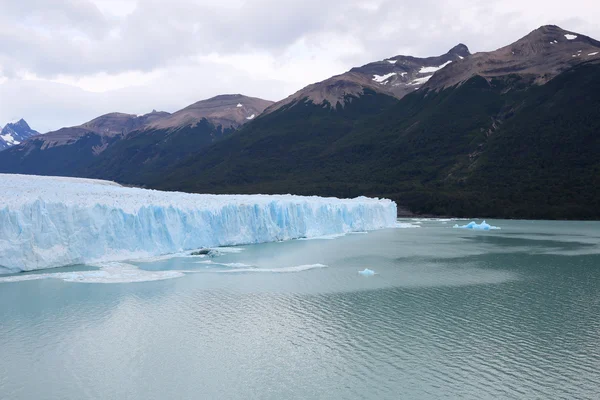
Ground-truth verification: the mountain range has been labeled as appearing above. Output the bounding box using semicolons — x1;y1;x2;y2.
1;25;598;219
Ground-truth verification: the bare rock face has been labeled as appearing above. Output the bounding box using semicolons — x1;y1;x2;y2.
264;44;470;114
145;94;274;131
425;25;600;90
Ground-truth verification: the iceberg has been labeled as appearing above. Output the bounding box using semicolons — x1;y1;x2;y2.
358;268;376;276
0;174;397;273
453;220;500;230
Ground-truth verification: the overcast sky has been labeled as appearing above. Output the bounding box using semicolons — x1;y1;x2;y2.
1;0;599;132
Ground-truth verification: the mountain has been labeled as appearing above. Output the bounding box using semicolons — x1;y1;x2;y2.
0;95;272;177
0;119;39;151
149;26;600;219
0;111;170;176
2;25;599;219
425;25;600;90
265;44;469;114
146;94;273;131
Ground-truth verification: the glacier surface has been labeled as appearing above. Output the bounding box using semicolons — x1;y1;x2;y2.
0;174;397;273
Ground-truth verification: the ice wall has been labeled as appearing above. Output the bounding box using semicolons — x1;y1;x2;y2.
0;174;397;273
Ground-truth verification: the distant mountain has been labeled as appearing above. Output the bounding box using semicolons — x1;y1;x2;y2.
0;95;273;177
150;26;600;219
146;94;273;131
0;119;39;151
264;44;469;114
424;25;600;90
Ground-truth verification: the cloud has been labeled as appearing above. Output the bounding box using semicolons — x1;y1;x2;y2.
1;0;600;131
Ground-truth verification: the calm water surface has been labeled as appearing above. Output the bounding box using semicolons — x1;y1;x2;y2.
1;219;600;399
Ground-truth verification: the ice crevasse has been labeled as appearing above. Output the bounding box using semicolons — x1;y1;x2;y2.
0;174;397;273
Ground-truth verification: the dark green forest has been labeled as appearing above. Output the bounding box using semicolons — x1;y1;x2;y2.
151;63;600;219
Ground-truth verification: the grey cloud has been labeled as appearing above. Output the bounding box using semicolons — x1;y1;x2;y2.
2;0;600;131
1;0;600;78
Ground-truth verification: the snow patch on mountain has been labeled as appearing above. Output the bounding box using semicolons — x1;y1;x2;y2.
419;60;453;74
372;73;397;83
0;134;19;145
564;34;577;40
410;75;433;85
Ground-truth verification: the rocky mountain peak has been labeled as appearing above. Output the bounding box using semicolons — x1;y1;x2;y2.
145;94;274;131
0;118;39;151
446;43;470;57
265;45;471;114
424;25;600;90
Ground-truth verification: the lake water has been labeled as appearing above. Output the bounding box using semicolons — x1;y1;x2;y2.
1;219;600;399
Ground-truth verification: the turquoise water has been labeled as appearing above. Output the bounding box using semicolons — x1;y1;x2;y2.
1;219;600;399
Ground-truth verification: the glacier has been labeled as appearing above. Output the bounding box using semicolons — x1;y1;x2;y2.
0;174;397;273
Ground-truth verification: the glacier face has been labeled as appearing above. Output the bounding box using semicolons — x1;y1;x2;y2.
0;174;397;273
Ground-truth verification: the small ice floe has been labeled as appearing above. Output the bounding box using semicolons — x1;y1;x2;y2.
358;268;376;276
0;262;185;284
564;34;577;40
395;221;420;228
453;221;501;230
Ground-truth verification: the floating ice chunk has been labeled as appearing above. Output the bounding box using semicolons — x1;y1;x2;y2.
395;222;420;228
213;264;327;273
453;220;501;230
358;268;376;276
0;262;185;284
0;174;396;273
564;34;577;40
372;73;397;83
206;247;246;255
196;260;254;268
297;233;347;240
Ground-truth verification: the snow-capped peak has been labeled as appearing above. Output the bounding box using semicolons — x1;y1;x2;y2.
0;118;39;151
